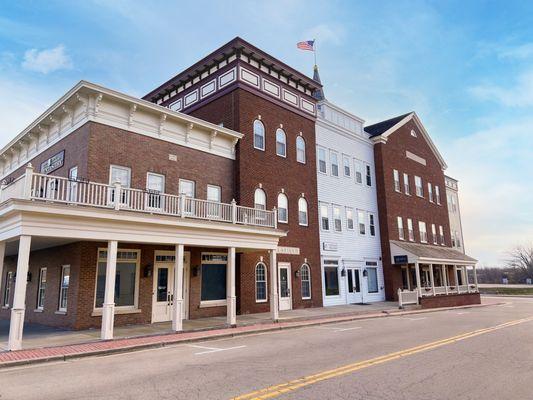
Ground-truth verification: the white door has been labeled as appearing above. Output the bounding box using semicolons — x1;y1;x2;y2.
152;252;190;323
152;263;173;323
278;263;292;311
346;268;362;304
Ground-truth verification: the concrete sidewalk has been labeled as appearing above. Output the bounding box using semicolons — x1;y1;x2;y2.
0;300;501;369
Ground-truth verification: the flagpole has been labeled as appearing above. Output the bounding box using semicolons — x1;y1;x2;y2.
313;38;317;66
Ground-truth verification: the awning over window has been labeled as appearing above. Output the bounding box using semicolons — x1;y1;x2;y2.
390;240;477;265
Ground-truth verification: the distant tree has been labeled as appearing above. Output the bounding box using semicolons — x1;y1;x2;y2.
505;244;533;282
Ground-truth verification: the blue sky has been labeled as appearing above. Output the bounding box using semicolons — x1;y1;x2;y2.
0;0;531;266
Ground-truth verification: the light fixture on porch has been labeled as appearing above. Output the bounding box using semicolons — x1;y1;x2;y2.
143;263;153;278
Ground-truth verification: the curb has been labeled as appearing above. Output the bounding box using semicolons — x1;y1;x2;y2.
0;301;503;369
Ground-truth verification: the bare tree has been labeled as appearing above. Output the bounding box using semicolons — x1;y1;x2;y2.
505;244;533;281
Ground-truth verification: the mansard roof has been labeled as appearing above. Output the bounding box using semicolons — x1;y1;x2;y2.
143;37;322;102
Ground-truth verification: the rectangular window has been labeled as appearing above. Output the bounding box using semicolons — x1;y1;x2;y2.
366;267;378;293
455;231;461;247
109;165;131;205
343;155;351;177
207;185;221;202
320;204;330;231
330;152;339;177
318;147;327;174
37;267;47;310
95;251;139;309
333;206;342;232
407;218;414;241
179;179;195;198
59;265;70;312
435;186;441;204
365;165;372;186
146;172;165;209
398;217;404;240
201;254;228;303
323;260;339;296
3;271;13;307
439;226;445;245
68;166;78;202
255;264;267;302
369;213;376;236
354;159;363;184
451;196;457;212
346;207;354;230
403;173;410;195
419;221;427;243
393;169;400;192
415;176;423;197
432;224;437;244
358;210;366;235
428;183;433;202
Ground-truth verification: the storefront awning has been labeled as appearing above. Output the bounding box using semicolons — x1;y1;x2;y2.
390;240;477;266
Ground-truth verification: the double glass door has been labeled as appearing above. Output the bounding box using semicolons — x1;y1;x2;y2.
346;268;362;304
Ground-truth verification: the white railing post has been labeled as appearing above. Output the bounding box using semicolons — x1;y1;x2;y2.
454;265;459;293
429;264;436;296
398;288;403;308
273;207;278;229
465;266;470;293
113;181;121;210
231;199;237;224
179;195;186;218
473;264;479;292
415;261;422;298
23;163;34;199
443;265;449;295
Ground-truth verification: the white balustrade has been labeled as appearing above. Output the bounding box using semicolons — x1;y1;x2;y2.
398;289;419;307
0;171;277;229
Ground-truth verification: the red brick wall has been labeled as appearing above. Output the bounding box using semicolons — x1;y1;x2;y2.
86;122;235;201
189;88;323;313
374;119;452;300
420;293;480;308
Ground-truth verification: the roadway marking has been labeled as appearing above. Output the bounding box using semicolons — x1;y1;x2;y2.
232;316;533;400
315;326;362;332
392;317;428;321
187;344;246;355
456;312;469;315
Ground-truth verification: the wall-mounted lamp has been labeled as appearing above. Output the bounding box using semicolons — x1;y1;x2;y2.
294;269;300;278
143;264;153;278
192;265;199;277
340;267;346;277
363;269;368;277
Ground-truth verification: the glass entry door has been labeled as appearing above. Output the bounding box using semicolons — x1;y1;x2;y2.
346;268;362;304
152;264;174;323
278;263;292;311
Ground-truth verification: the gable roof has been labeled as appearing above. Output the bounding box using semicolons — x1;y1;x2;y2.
364;112;413;138
364;111;448;170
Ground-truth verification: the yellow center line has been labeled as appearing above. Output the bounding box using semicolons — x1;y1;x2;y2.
232;316;533;400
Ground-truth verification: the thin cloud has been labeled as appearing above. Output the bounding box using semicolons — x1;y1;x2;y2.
22;45;73;74
469;70;533;107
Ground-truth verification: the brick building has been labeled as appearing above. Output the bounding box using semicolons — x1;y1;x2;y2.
366;112;480;307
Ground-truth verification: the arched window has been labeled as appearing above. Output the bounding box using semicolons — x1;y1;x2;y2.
277;193;288;223
255;262;267;302
254;188;266;210
253;120;265;150
298;197;308;226
301;264;311;299
296;136;306;163
276;128;286;157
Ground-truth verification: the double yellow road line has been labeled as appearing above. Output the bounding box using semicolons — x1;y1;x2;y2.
233;316;533;400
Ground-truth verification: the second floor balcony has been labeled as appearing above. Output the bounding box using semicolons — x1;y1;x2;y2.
0;164;278;229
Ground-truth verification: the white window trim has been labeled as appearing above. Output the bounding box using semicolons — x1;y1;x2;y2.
342;155;351;177
365;164;372;187
93;249;141;312
368;213;376;237
357;210;367;236
345;207;354;231
277;193;289;224
320;203;330;231
254;188;267;210
419;221;427;243
207;184;222;202
333;205;342;232
415;176;423;198
323;259;342;298
354;159;363;185
109;164;131;186
37;267;47;310
59;264;71;312
317;146;328;175
301;264;311;300
255;262;268;303
199;252;228;307
330;150;339;178
403;173;410;195
398;216;405;241
179;178;196;198
393;169;401;192
253;119;265;151
296;136;306;164
298;197;309;227
275;128;287;158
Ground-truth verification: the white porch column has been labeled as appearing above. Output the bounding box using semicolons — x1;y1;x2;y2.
442;265;449;295
226;247;236;327
406;266;411;291
8;235;32;351
473;264;479;292
172;244;184;332
414;261;422;298
0;241;5;296
429;264;436;296
269;249;279;321
101;240;118;340
453;265;459;293
465;265;470;293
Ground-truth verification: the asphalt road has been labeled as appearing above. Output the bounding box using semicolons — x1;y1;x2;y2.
1;296;532;400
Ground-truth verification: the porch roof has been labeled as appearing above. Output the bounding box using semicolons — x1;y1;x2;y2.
390;240;477;265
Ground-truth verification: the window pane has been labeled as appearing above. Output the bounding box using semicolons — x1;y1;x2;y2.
95;262;136;307
276;129;286;157
201;263;226;301
324;266;339;296
367;268;378;293
207;185;221;202
156;268;169;302
296;137;306;163
254;120;265;150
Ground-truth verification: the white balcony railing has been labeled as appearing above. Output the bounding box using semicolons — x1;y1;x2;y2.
0;165;277;229
398;289;418;308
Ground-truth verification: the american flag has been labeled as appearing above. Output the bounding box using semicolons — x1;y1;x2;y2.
297;40;315;51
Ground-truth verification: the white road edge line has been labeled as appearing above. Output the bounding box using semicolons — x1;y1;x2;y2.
193;345;247;355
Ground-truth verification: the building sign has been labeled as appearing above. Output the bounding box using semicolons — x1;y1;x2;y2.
322;242;338;251
277;246;300;255
393;255;408;264
40;151;65;174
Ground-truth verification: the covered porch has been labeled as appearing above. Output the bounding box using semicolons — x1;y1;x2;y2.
0;166;286;351
390;240;480;308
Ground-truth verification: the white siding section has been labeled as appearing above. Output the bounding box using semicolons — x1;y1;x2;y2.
316;101;385;306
